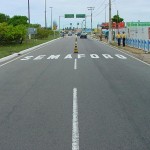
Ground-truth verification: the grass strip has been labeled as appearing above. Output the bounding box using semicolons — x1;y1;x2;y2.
0;35;59;59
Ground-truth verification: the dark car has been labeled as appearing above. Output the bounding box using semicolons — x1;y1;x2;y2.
80;32;87;38
68;32;72;36
77;32;81;36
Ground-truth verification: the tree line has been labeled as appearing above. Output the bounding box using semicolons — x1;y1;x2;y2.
0;13;57;45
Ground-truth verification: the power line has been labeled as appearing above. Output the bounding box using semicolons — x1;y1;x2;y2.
93;0;107;14
93;0;116;17
94;4;108;17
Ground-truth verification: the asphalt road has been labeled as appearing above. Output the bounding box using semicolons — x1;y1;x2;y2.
0;35;150;150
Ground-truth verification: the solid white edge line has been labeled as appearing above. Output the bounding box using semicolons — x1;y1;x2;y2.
0;38;61;68
74;59;77;70
72;88;79;150
110;45;150;66
91;37;150;66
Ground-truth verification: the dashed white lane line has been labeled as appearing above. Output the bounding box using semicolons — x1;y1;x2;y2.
72;88;79;150
74;59;77;70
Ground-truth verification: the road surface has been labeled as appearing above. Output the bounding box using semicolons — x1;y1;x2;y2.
0;36;150;150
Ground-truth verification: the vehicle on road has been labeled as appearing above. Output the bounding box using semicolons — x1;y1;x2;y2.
60;32;65;37
77;32;81;36
80;32;87;38
68;32;72;36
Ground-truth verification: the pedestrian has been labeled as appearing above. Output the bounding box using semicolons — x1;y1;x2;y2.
116;32;121;46
105;30;109;42
122;31;126;47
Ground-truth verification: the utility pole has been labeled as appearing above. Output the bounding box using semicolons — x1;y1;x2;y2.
49;7;53;30
85;15;87;30
87;7;95;34
59;16;61;33
59;16;63;33
28;0;30;24
108;0;112;43
117;10;119;31
45;0;47;28
105;4;107;23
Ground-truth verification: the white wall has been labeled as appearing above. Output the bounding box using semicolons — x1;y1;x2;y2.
114;27;150;51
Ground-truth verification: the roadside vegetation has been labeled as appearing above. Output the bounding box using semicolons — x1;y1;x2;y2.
0;13;59;58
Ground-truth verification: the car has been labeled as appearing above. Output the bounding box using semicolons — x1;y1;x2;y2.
60;32;65;37
68;32;72;36
80;32;87;38
77;32;81;36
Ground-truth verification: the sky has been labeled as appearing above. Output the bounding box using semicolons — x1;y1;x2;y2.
0;0;150;29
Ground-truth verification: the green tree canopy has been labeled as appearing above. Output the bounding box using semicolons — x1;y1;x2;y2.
0;22;26;44
0;13;10;23
8;15;28;26
112;15;124;23
29;24;41;28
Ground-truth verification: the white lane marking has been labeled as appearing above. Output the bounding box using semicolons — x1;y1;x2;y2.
47;55;60;59
34;55;46;60
20;54;128;61
72;88;79;150
90;54;100;58
112;47;150;66
74;59;77;70
0;38;60;68
21;56;34;60
102;54;114;59
78;54;85;59
64;54;72;59
115;54;127;59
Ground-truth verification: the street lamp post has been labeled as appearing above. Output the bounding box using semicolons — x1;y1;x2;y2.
81;20;85;30
59;16;64;35
45;0;47;28
59;16;61;33
87;7;95;34
28;0;30;24
85;16;87;30
49;7;53;30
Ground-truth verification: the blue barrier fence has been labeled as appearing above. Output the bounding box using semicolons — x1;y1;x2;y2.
115;38;150;52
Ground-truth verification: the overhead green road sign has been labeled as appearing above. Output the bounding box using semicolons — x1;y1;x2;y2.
76;14;86;18
65;14;74;18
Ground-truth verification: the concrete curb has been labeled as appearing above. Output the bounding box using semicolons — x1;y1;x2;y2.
0;38;61;63
0;53;19;63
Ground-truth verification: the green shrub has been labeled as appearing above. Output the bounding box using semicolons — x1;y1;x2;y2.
35;28;51;39
0;23;26;44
